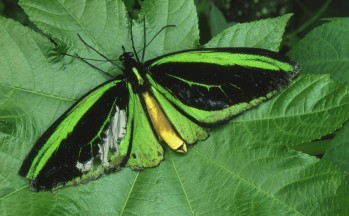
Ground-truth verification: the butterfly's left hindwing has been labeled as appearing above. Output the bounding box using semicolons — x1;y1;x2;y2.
146;48;299;126
19;79;129;190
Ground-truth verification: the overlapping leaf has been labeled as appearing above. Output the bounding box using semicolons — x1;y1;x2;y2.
206;13;292;51
288;19;349;82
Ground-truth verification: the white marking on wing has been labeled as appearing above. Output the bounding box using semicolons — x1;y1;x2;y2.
76;159;93;172
98;105;127;166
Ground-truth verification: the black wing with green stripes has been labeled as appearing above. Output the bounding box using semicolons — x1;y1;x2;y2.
19;78;129;190
146;48;299;126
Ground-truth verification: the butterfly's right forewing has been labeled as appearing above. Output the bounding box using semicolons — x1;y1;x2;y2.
146;48;299;127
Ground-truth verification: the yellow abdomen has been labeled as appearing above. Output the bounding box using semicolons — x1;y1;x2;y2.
142;91;187;153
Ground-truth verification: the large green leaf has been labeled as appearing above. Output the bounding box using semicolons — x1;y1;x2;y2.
1;0;349;215
206;13;292;51
234;74;349;147
138;0;200;59
19;0;129;58
288;19;349;82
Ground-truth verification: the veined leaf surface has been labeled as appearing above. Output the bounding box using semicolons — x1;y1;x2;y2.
1;0;349;215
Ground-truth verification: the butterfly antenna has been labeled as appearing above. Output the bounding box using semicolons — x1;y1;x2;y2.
136;24;176;55
74;53;114;78
129;17;141;63
61;53;118;62
77;34;122;71
141;16;146;62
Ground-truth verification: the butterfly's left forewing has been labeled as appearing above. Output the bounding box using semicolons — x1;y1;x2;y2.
146;48;299;127
19;78;130;190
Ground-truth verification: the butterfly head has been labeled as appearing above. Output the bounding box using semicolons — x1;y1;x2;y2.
119;46;135;62
119;49;138;70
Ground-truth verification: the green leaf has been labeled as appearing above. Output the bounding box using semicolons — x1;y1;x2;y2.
209;3;230;37
19;0;199;65
288;18;349;82
18;0;130;74
1;0;349;215
323;124;349;182
138;0;199;59
18;0;129;56
291;140;332;156
205;14;292;51
235;74;349;147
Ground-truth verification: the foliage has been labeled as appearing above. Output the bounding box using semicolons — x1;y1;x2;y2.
0;0;349;215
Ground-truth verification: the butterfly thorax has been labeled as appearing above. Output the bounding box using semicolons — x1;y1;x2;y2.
119;51;148;93
119;51;188;154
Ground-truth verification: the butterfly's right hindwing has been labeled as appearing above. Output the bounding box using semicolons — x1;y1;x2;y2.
19;78;129;190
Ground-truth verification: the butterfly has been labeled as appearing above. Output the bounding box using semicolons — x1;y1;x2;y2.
19;23;300;191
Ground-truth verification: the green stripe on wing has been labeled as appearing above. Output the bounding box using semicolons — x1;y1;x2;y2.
26;80;122;179
148;74;274;126
146;48;298;126
149;49;295;72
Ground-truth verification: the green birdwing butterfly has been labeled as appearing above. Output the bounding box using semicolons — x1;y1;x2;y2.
19;25;299;191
